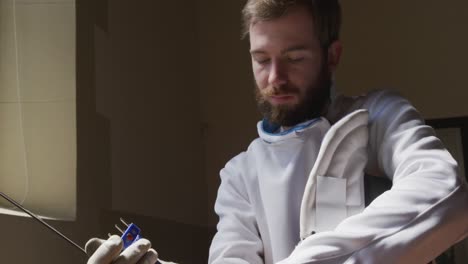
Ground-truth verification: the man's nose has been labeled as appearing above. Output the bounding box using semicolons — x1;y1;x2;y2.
268;61;287;87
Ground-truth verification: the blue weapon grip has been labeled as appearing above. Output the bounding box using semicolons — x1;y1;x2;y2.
121;223;141;249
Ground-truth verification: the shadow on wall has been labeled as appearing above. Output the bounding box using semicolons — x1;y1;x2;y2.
80;0;216;263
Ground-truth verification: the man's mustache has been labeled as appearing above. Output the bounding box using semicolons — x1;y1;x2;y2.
261;85;300;97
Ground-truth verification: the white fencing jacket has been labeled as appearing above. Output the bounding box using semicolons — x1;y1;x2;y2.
209;90;468;264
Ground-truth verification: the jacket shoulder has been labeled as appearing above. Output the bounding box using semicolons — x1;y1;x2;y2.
221;138;263;180
327;89;412;124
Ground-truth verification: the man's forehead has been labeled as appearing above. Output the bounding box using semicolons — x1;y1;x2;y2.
248;6;319;52
249;23;317;53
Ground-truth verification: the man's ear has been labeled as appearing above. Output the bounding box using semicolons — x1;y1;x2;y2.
327;40;342;73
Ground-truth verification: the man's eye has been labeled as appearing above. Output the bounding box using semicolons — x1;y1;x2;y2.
287;56;304;63
257;59;270;65
254;57;270;65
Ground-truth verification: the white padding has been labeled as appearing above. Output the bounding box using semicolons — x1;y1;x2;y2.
316;176;347;232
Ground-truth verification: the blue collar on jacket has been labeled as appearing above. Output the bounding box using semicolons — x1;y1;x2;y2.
261;118;322;136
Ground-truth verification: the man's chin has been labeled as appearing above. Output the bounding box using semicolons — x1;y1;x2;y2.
266;107;300;126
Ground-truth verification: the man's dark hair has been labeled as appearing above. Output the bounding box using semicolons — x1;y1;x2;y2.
242;0;342;48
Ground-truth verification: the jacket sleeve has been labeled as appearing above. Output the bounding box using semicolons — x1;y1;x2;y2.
279;90;468;264
209;154;265;264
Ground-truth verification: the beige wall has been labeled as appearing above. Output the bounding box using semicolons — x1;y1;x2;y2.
0;0;77;220
338;0;468;119
0;0;87;263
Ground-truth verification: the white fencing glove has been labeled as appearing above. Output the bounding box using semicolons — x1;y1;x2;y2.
85;235;159;264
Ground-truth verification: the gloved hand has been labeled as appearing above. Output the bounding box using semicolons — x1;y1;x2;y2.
85;235;159;264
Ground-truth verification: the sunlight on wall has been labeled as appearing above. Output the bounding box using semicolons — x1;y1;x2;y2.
0;0;76;220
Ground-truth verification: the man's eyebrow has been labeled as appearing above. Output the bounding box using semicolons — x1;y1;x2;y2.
250;49;267;55
250;45;310;55
282;45;309;53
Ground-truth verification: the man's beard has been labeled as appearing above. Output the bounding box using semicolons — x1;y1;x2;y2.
255;65;331;127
